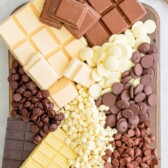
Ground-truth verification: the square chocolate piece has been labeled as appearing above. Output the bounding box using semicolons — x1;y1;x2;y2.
40;0;62;29
87;0;113;14
65;4;101;38
85;0;146;46
2;119;36;168
54;0;88;29
102;8;129;34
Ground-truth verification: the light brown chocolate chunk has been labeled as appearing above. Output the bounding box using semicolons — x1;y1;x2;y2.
141;75;153;86
134;93;146;103
102;93;116;107
106;114;117;127
134;84;144;95
141;55;154;68
134;63;143;76
138;42;150;54
112;82;124;95
131;51;141;63
122;109;134;119
117;119;128;133
147;94;157;107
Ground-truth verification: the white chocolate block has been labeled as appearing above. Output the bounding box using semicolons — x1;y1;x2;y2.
65;39;86;59
26;57;59;89
49;78;78;109
50;26;73;44
31;0;45;15
47;51;69;78
0;17;25;48
14;5;42;34
13;41;36;66
32;28;59;56
64;58;94;88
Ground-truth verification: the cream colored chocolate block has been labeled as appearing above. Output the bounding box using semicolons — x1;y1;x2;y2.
49;78;78;109
50;26;74;44
21;128;77;168
24;52;43;72
31;0;45;15
47;51;70;78
14;5;42;34
65;39;86;59
64;58;94;88
13;41;36;66
32;28;59;56
26;57;59;90
0;17;25;49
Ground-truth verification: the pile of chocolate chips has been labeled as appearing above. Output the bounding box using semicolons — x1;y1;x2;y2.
9;59;64;144
103;120;158;168
96;43;159;167
96;43;158;134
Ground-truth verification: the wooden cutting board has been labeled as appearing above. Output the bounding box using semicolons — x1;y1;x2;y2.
8;3;160;167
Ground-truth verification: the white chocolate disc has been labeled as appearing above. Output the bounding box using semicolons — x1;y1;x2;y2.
109;34;118;43
124;29;135;47
104;56;119;71
133;25;147;39
86;57;96;67
89;84;102;99
105;78;119;88
92;69;103;82
118;60;133;73
97;63;111;77
144;20;156;34
132;21;143;32
80;47;93;61
107;45;121;58
93;47;104;64
102;42;113;51
101;88;112;95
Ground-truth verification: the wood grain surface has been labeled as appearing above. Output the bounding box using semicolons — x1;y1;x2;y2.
8;3;161;167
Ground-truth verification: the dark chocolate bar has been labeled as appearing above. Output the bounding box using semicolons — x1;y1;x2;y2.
2;119;36;168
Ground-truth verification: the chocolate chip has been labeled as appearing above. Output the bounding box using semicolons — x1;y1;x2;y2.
141;55;154;68
106;114;117;127
143;67;155;76
10;81;18;90
12;60;19;68
134;63;143;76
112;83;124;95
122;70;130;78
129;115;140;125
49;124;57;132
23;91;32;98
122;109;133;119
27;81;36;91
138;43;150;54
121;90;130;102
121;76;132;84
48;110;56;118
134;93;146;103
147;94;156;107
42;90;50;98
132;51;141;63
130;86;134;99
33;108;43;116
30;125;39;133
138;102;147;115
13;93;22;102
141;75;153;86
129;104;140;116
148;44;158;54
36;91;43;99
33;135;42;144
134;84;144;95
117;119;128;134
117;100;130;109
110;105;120;114
102;93;116;107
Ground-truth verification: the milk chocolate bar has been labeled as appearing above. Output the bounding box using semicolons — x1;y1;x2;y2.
53;0;88;29
40;0;62;29
2;119;36;168
86;0;146;46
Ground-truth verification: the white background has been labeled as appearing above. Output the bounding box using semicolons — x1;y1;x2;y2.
0;0;167;167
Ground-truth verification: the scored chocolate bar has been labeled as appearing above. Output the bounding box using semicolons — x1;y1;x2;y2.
86;0;146;46
40;0;62;29
2;119;36;168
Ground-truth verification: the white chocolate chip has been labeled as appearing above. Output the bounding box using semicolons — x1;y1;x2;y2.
92;69;103;82
132;21;143;32
97;63;111;77
89;84;102;98
80;47;94;61
104;56;119;71
144;20;156;34
133;25;147;39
